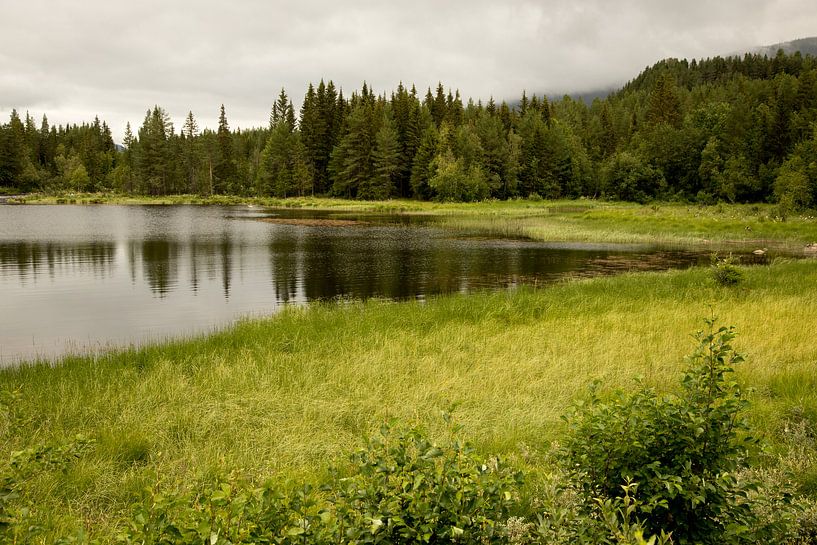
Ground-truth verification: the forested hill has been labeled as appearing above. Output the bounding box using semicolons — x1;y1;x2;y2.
1;49;816;208
752;36;817;58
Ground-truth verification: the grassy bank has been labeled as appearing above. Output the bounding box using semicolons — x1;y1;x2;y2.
2;260;817;539
15;192;817;249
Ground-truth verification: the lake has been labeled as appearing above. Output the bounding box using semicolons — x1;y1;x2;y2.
0;204;745;364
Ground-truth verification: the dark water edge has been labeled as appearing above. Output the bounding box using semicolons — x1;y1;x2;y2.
0;205;772;365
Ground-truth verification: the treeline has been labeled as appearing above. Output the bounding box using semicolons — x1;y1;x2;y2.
1;49;817;207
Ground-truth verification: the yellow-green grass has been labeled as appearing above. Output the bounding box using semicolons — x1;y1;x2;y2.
426;201;817;250
1;260;816;538
17;192;817;248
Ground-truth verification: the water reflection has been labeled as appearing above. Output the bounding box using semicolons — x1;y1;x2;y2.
0;241;116;281
0;204;757;363
1;233;709;302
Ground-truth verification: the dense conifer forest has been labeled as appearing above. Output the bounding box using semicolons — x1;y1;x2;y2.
2;50;817;208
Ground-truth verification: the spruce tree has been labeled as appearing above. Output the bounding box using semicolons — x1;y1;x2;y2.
329;99;374;198
410;120;438;199
181;112;205;194
213;104;237;194
136;106;172;195
646;72;682;128
364;110;400;199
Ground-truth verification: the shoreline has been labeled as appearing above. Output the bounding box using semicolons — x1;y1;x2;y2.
8;191;817;250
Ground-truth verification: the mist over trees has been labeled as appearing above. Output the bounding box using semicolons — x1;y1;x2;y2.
2;50;817;208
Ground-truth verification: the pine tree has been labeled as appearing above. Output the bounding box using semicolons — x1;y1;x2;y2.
364;109;400;199
410;120;438;199
431;83;447;127
476;109;507;196
646;72;682;128
0;126;19;190
38;115;55;171
260;98;312;197
271;89;293;128
182;111;199;138
300;83;322;188
136;106;172;195
213;104;237;194
181;112;205;194
391;83;422;197
598;102;616;158
329;103;374;198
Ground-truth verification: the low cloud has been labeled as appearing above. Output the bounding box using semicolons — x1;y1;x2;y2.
1;0;814;140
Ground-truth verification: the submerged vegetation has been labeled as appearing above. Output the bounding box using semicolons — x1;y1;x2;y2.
1;260;817;542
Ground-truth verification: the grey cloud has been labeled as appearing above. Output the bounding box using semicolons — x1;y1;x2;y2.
1;0;815;140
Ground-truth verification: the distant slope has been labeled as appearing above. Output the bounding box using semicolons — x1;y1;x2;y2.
751;36;817;57
553;37;817;104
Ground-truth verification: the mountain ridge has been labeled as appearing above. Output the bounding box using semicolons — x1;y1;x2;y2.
749;36;817;57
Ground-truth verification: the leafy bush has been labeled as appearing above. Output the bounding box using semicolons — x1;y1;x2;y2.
330;417;522;544
711;253;744;286
120;479;323;545
562;319;766;544
602;152;666;203
120;418;522;544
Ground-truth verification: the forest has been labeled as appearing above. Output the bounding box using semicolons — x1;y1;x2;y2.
1;49;816;209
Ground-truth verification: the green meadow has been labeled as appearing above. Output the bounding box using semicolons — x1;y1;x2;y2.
2;255;817;540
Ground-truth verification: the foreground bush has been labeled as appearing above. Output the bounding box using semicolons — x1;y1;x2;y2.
118;419;521;544
561;319;787;544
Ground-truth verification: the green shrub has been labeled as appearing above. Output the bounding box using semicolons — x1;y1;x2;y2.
119;418;521;544
711;253;744;286
330;417;522;544
561;319;764;544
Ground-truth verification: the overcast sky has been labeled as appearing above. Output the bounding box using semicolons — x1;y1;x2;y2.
1;0;816;141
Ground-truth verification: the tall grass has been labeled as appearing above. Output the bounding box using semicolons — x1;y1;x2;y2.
20;193;817;247
433;201;817;249
1;260;817;538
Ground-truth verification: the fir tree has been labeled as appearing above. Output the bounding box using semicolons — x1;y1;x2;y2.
646;72;683;128
364;109;400;199
213;104;237;194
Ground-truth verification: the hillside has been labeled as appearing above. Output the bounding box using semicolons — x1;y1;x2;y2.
752;36;817;57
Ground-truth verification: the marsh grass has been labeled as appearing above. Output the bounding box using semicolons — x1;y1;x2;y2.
18;193;817;248
431;201;817;249
1;261;817;539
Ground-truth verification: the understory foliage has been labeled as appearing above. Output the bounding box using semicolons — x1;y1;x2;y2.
1;322;813;544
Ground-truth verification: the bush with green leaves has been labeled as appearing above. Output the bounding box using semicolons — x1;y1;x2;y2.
119;479;328;545
561;319;775;544
329;417;522;544
119;417;522;544
711;253;744;286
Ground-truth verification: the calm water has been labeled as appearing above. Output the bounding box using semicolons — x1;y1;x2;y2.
0;204;733;364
